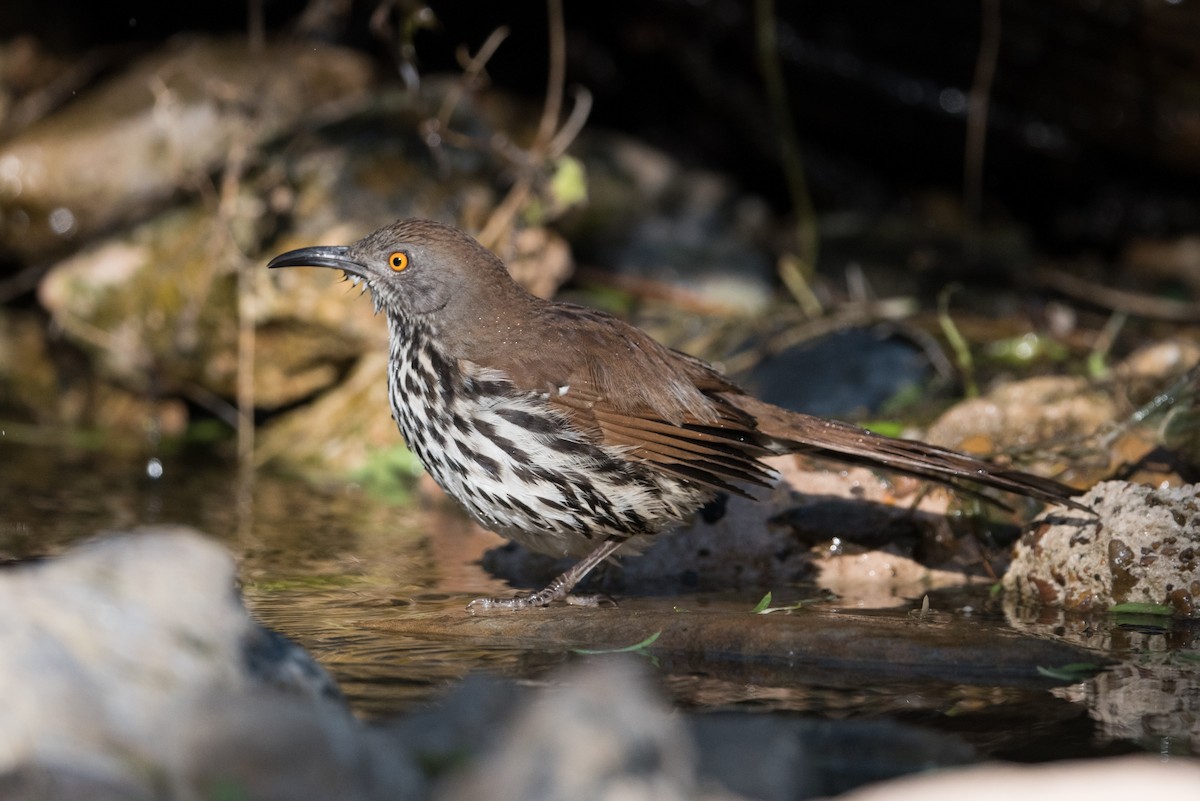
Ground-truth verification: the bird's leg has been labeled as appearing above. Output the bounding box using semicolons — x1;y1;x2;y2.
467;537;626;611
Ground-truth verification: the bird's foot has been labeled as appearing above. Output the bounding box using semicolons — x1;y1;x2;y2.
466;538;627;612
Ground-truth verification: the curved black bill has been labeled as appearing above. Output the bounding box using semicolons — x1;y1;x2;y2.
266;245;362;273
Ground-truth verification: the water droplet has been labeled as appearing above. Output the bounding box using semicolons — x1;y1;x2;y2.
146;457;163;479
938;87;967;116
48;207;76;236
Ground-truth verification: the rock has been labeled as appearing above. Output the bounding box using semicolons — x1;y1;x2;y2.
1113;338;1200;391
431;658;731;801
420;661;977;801
28;75;574;437
924;374;1117;479
834;755;1200;801
1003;480;1200;615
0;527;424;800
1071;658;1200;748
35;202;374;407
0;36;374;258
738;328;931;418
1111;340;1200;472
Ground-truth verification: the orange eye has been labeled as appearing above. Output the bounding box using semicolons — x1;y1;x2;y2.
388;252;409;272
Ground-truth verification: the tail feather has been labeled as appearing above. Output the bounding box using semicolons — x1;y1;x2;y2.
721;393;1090;512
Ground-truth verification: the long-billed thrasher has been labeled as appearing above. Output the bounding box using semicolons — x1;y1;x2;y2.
268;218;1085;610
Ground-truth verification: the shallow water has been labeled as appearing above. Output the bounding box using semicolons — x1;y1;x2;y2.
3;442;1197;761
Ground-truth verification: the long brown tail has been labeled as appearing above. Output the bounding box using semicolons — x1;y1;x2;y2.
722;393;1089;511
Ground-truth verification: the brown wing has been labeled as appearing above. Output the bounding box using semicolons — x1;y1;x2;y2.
474;302;777;495
551;385;776;496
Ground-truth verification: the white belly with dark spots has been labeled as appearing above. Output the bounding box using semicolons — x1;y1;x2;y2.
385;322;706;557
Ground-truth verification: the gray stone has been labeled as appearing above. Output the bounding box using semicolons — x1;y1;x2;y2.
0;527;423;800
432;658;735;801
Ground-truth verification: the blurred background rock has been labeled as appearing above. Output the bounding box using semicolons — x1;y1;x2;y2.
0;0;1196;483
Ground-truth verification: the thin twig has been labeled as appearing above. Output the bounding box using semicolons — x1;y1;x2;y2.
1035;265;1200;322
755;0;820;311
433;26;510;134
535;0;566;147
247;0;264;52
964;0;1001;224
937;284;979;398
546;86;593;158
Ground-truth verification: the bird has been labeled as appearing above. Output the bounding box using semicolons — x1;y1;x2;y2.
268;218;1086;610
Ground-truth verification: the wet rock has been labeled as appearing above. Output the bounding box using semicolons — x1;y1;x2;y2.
431;658;735;801
0;36;374;258
0;527;424;800
1003;480;1200;615
0;524;1118;800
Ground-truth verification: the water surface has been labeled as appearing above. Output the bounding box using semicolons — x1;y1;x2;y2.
3;443;1195;761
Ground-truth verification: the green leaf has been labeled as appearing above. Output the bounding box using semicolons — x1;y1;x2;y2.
756;595;827;614
751;592;773;614
1108;602;1174;616
549;155;588;210
1036;662;1104;681
860;420;906;438
984;332;1068;366
524;155;589;224
573;630;661;655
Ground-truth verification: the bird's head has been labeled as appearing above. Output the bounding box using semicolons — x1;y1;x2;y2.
267;218;526;323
